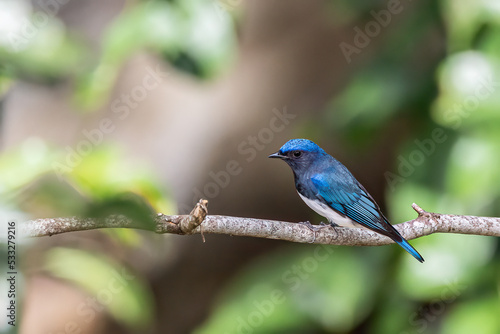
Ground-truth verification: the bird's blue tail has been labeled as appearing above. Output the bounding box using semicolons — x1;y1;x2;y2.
396;238;425;263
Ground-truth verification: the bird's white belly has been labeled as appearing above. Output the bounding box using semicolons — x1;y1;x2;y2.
298;193;362;228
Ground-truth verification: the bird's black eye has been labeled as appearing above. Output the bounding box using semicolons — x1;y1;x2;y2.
292;150;302;158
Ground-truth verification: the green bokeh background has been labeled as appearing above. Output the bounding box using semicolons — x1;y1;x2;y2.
1;0;499;333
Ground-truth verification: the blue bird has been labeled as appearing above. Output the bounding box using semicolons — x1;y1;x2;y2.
269;138;424;263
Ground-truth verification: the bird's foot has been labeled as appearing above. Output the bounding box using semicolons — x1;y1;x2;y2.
298;221;321;243
317;221;337;232
299;221;321;231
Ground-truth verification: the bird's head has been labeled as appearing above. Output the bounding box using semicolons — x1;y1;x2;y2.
268;139;327;171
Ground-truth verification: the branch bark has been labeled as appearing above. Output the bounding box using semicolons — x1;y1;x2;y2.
19;200;500;245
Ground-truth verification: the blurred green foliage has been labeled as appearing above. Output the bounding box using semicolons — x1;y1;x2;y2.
76;0;235;109
0;0;236;108
1;0;500;333
0;139;173;216
195;245;387;333
0;0;234;331
0;140;172;330
45;247;154;330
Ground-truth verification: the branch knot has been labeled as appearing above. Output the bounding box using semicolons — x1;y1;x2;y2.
179;199;208;234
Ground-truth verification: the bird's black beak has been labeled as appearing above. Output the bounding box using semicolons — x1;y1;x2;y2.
268;151;285;159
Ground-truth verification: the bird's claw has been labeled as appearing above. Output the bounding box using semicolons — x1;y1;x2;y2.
299;221;317;230
299;221;319;243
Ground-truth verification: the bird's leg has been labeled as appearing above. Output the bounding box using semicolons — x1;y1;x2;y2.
314;221;336;231
328;222;339;240
300;221;334;231
301;221;333;231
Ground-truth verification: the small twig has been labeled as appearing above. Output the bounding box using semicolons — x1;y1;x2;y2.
179;199;208;234
412;203;430;217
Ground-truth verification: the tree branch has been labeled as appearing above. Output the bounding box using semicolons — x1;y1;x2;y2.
19;200;500;246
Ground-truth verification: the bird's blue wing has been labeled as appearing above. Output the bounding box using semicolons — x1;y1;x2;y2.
310;173;387;231
310;170;425;263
